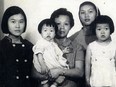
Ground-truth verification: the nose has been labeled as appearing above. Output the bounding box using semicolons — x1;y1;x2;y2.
101;30;105;34
85;12;89;18
59;24;64;30
47;31;51;35
16;22;20;28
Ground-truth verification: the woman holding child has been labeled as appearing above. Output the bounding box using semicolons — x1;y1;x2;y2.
32;8;84;87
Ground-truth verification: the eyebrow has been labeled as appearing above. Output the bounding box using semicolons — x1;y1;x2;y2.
10;18;24;21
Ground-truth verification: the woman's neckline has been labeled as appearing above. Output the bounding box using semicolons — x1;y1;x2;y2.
8;35;22;44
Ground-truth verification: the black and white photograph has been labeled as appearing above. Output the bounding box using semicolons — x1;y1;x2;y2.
0;0;116;87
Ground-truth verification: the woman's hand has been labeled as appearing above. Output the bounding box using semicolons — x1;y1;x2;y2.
63;46;73;54
49;68;63;79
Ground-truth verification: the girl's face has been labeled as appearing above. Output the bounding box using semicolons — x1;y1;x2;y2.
8;13;25;37
41;24;55;42
54;15;71;38
96;23;110;42
79;4;97;26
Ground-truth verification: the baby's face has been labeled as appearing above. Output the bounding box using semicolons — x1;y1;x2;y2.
79;4;97;26
96;23;110;42
41;24;55;42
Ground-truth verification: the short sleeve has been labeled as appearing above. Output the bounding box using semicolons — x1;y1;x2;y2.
32;40;45;55
75;44;84;61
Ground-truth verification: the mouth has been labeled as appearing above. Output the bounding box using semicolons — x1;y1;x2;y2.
15;30;21;33
46;36;52;39
101;35;106;38
59;31;65;34
85;19;90;22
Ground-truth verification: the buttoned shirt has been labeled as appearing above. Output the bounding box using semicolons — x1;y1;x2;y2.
0;36;34;87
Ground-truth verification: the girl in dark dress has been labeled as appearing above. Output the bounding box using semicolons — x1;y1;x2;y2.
0;6;34;87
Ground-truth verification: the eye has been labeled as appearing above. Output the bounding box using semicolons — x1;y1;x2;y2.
80;11;85;14
89;10;93;13
56;23;60;25
11;20;16;23
20;19;24;23
96;28;101;31
50;29;54;32
105;27;109;30
65;23;69;26
43;29;47;32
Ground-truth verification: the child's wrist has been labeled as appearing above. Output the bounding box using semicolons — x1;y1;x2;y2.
61;69;66;76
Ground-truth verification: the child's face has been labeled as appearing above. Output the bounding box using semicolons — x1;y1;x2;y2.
8;13;25;37
54;15;71;38
41;24;55;42
79;4;97;26
96;23;110;42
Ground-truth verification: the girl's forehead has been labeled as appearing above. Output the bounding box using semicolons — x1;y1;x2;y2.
80;4;95;10
42;24;55;28
96;23;109;26
9;13;24;19
55;15;70;22
13;13;23;15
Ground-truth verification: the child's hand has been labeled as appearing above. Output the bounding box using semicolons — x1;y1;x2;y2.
63;46;73;54
41;65;48;74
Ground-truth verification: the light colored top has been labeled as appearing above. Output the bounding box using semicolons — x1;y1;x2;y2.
88;41;116;87
33;37;68;72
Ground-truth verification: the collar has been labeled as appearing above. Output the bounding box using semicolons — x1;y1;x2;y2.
4;36;24;43
55;38;72;47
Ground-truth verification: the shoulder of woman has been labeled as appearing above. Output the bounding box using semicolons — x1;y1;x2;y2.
69;30;81;41
23;39;33;47
0;36;11;45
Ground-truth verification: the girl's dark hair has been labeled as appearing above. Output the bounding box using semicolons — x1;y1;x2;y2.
1;6;27;34
50;8;74;28
79;1;100;25
92;15;114;35
38;19;58;34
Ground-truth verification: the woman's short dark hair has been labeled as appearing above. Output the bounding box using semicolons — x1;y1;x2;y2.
38;19;58;34
1;6;27;34
92;15;114;35
50;8;74;28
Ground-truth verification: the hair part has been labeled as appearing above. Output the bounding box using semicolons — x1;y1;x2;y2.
50;8;74;28
1;6;27;34
38;19;58;34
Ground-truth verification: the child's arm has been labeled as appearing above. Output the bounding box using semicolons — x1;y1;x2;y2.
85;45;91;86
37;53;48;74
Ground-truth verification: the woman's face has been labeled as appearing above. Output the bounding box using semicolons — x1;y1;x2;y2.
8;13;25;37
79;4;97;26
54;15;71;38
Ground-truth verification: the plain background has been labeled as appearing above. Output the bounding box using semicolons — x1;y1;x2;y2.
1;0;116;44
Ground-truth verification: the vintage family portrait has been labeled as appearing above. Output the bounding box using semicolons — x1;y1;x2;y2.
0;0;116;87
